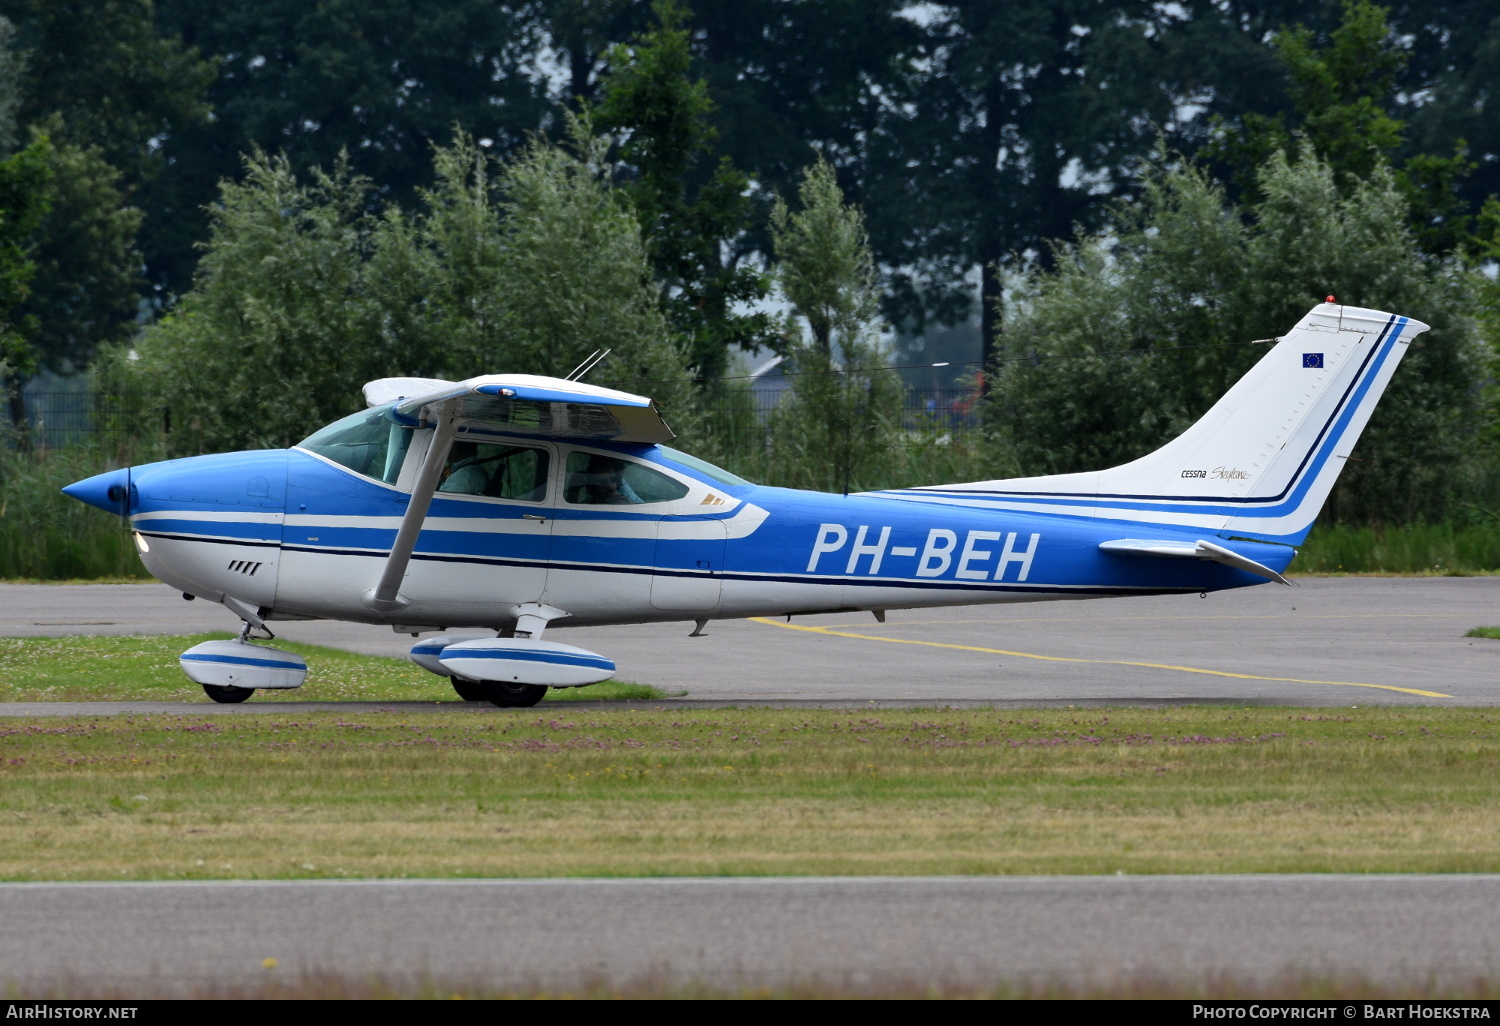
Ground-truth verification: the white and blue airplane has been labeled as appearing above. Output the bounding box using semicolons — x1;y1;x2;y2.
64;301;1424;705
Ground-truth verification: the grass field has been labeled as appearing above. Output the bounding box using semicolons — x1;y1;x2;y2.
1289;521;1500;575
0;634;665;703
2;705;1498;882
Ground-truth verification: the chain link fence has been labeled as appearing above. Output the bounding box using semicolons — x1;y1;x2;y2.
3;390;170;453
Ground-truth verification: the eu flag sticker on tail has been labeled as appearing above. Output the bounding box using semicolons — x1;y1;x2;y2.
1303;353;1324;368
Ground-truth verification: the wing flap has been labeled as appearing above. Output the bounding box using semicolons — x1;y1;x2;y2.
1099;537;1292;586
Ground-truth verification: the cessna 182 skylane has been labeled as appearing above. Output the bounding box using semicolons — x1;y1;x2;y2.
64;301;1424;706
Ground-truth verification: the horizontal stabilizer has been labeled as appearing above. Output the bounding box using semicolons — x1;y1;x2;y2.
1099;538;1292;586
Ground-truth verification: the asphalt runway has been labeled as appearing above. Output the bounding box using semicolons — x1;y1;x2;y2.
2;875;1497;994
2;577;1497;707
5;584;1500;996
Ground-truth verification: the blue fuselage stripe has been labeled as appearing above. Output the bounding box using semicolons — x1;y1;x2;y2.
138;523;1232;596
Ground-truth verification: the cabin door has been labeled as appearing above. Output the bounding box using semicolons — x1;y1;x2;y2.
650;516;727;612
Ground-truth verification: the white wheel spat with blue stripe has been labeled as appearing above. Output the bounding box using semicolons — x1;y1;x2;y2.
437;638;616;688
179;639;308;690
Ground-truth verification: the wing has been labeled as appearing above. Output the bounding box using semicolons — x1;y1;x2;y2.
363;377;456;408
365;373;674;445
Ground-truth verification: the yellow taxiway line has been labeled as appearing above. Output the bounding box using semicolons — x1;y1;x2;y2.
749;617;1452;699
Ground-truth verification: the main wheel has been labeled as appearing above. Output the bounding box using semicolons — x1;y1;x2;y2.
481;681;548;708
202;683;254;704
451;679;486;702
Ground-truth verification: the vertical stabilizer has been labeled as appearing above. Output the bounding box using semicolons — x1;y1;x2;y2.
896;303;1428;545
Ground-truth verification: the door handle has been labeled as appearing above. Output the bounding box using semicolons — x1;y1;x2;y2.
523;514;546;522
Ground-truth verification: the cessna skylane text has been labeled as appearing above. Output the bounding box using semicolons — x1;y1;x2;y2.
63;302;1425;706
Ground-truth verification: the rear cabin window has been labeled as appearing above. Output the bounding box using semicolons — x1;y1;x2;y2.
564;451;689;505
298;405;412;484
438;442;550;502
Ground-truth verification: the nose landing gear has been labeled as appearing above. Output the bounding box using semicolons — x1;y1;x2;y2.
180;609;307;704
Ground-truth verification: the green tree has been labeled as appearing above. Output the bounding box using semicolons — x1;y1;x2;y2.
854;0;1310;368
488;119;693;417
988;150;1485;525
1203;0;1475;256
19;141;144;375
130;152;391;453
374;123;693;412
0;15;22;156
1;0;213;302
151;0;549;294
767;155;900;493
1386;0;1500;230
1468;196;1500;473
130;122;692;456
0;133;49;435
543;0;644;106
771;155;877;359
2;0;212;182
0;4;179;391
593;0;774;382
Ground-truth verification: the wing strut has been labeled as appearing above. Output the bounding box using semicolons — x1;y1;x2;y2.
363;403;458;613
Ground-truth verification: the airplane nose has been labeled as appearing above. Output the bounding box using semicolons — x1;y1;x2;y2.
61;468;134;515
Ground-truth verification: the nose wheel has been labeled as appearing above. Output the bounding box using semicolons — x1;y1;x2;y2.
202;683;255;704
481;681;548;708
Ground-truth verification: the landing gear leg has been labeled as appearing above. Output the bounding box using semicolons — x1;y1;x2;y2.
198;617;268;702
481;681;548;708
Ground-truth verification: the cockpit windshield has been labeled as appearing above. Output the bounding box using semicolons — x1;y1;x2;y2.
297;403;413;484
657;446;753;487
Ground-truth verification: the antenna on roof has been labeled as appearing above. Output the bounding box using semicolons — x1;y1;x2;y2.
565;348;612;381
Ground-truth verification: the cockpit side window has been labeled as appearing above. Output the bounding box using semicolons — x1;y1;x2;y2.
564;451;690;505
438;442;550;502
297;404;411;485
